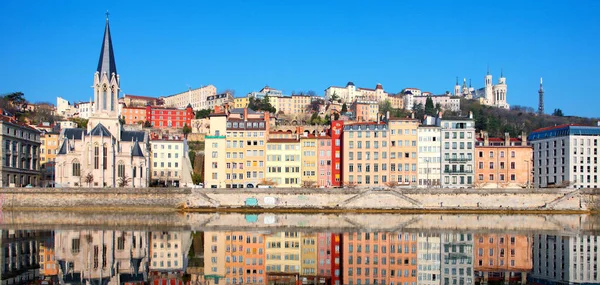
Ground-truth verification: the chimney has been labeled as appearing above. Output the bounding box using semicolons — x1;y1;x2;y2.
243;108;248;122
484;131;489;146
411;112;415;119
377;114;380;124
438;111;443;119
504;132;510;146
521;131;527;145
386;110;390;120
468;111;473;119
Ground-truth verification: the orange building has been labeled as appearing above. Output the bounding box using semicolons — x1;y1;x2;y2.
343;232;418;285
121;106;147;124
474;132;533;188
343;122;389;187
39;235;58;277
351;100;379;122
224;232;267;285
474;234;532;284
388;118;420;186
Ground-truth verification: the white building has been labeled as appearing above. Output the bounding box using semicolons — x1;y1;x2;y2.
454;71;509;109
438;113;475;188
418;124;442;186
55;16;150;188
325;82;388;103
76;101;94;119
440;233;474;285
417;233;442;285
531;234;600;284
57;120;77;130
149;134;193;187
528;124;600;188
56;97;72;117
162;85;218;111
413;95;461;112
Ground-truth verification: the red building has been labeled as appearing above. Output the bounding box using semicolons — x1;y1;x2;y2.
330;120;344;187
145;104;194;129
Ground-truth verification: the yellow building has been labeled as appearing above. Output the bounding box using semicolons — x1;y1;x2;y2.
389;118;420;186
40;132;59;164
204;232;227;282
266;232;302;274
234;97;249;109
266;131;301;187
300;134;318;187
300;233;317;277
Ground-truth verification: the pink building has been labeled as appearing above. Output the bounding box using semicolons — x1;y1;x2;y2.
317;133;332;187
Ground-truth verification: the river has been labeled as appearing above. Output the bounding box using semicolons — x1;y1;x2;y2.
1;212;599;285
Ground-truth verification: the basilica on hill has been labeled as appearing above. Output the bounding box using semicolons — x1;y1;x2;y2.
55;15;149;187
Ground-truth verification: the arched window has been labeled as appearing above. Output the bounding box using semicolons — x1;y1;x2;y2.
110;86;115;111
132;166;137;178
72;160;81;177
117;161;125;178
102;85;107;110
94;144;99;169
103;144;108;170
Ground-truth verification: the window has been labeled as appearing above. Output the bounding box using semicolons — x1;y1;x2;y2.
94;145;99;169
118;162;125;178
103;145;108;170
72;160;81;176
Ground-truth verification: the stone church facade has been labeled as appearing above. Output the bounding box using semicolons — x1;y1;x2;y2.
55;16;149;188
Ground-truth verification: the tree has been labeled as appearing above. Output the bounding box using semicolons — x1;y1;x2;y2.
553;108;564;117
333;112;340;120
118;175;131;187
195;108;212;119
412;103;425;120
307;99;323;113
84;172;94;187
143;121;152;128
330;92;340;103
188;151;196;166
70;118;89;129
119;116;126;125
434;103;442;114
5;92;26;106
378;99;393;115
424;96;435;116
324;114;331;125
341;103;348;113
309;112;321;125
182;123;192;138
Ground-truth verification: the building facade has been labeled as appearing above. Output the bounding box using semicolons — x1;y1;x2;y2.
351;100;379;122
266;134;301;188
40;131;59;187
439;114;475;187
162;85;218;111
300;134;318;187
343;122;388;187
412;95;461;112
474;133;532;188
121;106;147;125
474;234;532;284
316;133;332;188
389;118;419;186
325;82;388;103
0;116;41;187
55;16;149;188
149;134;192;187
418;124;442;187
145;105;194;129
528;124;600;188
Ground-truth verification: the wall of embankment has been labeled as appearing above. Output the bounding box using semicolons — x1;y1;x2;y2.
0;187;599;212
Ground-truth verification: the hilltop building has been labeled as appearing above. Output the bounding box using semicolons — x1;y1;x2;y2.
454;71;509;109
325;82;388;104
55;15;149;188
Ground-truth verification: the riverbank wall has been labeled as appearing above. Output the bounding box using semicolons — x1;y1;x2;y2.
0;187;598;212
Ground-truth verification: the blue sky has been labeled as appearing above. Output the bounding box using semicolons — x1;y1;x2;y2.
1;0;599;117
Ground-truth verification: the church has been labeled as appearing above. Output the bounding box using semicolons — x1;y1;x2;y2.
454;70;510;109
55;15;149;188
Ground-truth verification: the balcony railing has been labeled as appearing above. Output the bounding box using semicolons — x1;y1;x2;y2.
445;158;471;162
443;170;473;174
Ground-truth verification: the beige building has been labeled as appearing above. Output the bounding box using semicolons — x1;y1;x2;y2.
149;231;192;271
325;82;388;103
389;118;420;186
300;133;318;187
0;115;41;187
162;85;218;111
266;232;302;274
343;122;389;187
388;94;404;110
149;134;193;187
413;95;461;112
55;16;149;188
351;99;379;122
266;132;301;187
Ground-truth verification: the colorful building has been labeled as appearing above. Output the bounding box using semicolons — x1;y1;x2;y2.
204;113;227;188
439;113;476;187
121;106;147;125
342;122;388;187
40;131;59;187
266;131;301;187
223;232;267;285
145;105;194;129
389;118;419;186
233;97;249;109
474;132;532;188
317;133;332;187
330;120;344;187
301;133;318;187
351;99;379;122
301;233;318;276
474;234;532;284
266;232;302;274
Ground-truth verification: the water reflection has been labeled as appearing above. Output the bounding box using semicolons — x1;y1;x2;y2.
1;229;598;285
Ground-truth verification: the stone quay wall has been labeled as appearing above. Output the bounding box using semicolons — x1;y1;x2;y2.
0;187;598;212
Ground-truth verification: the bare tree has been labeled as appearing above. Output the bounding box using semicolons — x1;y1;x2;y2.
118;175;132;188
84;172;94;187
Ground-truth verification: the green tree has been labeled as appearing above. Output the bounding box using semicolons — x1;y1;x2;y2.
143;121;152;128
378;99;393;115
5;92;26;106
119;116;126;125
195;108;212;119
434;103;442;114
553;108;564;117
188;151;196;166
70;118;89;129
330;92;340;103
192;173;202;184
324;114;331;125
341;102;348;113
182;123;192;138
412;103;425;120
424;96;435;116
309;112;321;125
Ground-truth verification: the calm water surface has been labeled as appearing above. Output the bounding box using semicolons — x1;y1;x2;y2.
1;213;599;285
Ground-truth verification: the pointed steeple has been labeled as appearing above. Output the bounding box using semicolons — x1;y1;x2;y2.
455;76;459;85
500;68;504;78
97;11;117;79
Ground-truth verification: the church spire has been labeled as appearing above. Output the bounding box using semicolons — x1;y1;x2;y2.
97;11;117;79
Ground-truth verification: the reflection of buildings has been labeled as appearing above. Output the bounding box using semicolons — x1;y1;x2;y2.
317;233;342;284
417;233;441;285
39;234;58;278
530;234;600;284
474;234;532;284
149;232;191;272
54;230;149;285
441;233;474;285
266;232;302;274
301;233;318;276
1;230;47;285
343;232;417;285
